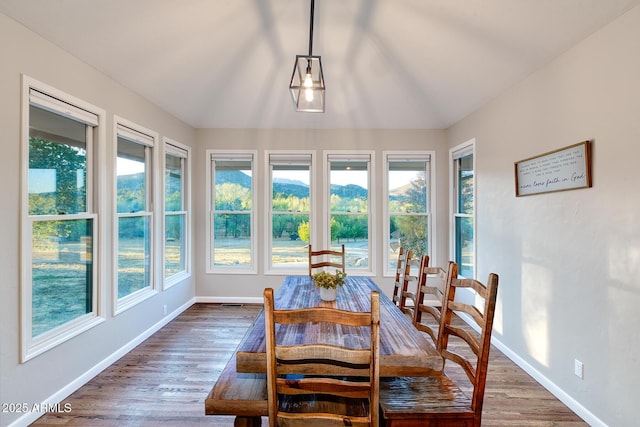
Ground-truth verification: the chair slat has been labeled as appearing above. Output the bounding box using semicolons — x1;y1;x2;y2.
308;244;345;276
276;377;372;398
274;307;370;326
276;344;372;366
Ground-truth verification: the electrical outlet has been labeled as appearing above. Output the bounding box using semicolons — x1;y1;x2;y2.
574;359;584;379
163;304;168;316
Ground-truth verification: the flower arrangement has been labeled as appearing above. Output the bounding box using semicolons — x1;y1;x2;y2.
312;270;347;289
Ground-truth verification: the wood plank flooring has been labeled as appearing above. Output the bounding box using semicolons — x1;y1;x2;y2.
32;303;587;426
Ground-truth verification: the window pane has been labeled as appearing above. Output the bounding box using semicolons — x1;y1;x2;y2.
272;213;309;268
165;213;185;277
165;154;183;212
271;164;310;268
458;154;474;215
389;214;428;269
211;154;254;271
214;161;252;211
117;138;147;213
330;162;368;213
331;213;368;269
31;219;93;337
329;158;369;270
387;158;429;272
455;216;474;278
272;168;310;212
388;163;427;214
29;106;87;215
212;213;252;267
118;216;151;298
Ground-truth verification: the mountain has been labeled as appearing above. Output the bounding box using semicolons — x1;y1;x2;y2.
215;170;252;188
216;170;371;200
273;181;310;199
389;182;415;202
117;172;145;190
329;184;368;199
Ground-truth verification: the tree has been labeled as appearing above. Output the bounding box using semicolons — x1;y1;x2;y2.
391;173;428;256
29;137;88;241
215;183;251;211
297;221;310;243
29;137;87;216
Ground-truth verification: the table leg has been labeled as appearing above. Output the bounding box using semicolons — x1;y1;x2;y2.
234;416;262;426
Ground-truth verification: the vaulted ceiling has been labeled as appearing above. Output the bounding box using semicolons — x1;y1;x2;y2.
2;0;639;129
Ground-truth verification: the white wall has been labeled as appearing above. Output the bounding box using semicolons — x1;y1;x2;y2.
0;13;196;427
448;5;640;426
193;128;449;300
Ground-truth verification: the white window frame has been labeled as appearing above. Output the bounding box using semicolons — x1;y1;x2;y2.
324;151;375;276
20;75;107;362
264;151;315;275
206;150;258;274
113;116;159;315
382;151;435;276
162;138;191;289
450;139;476;279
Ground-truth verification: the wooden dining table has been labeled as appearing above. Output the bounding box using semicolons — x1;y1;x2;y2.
235;275;443;377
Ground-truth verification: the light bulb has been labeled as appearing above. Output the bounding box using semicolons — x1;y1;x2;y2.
304;72;314;102
304;72;313;88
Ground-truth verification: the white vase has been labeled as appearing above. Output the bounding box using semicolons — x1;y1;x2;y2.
319;287;337;302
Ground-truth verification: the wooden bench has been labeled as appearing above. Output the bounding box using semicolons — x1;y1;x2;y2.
205;355;268;427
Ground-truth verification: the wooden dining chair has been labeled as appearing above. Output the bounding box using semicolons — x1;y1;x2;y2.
308;244;346;276
379;265;500;427
412;257;450;346
391;247;407;307
264;287;380;427
392;250;423;318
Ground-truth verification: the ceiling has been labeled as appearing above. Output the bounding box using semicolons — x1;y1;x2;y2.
2;0;639;129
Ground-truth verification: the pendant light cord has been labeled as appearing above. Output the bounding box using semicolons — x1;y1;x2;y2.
308;0;315;56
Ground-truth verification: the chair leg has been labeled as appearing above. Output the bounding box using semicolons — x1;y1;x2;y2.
234;416;262;427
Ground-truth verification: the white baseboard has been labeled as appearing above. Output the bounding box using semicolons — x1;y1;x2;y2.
456;312;606;427
8;298;196;427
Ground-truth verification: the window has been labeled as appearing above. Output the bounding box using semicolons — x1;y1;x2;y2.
266;152;313;272
451;141;475;278
164;140;190;287
326;152;373;273
21;77;105;362
114;119;157;312
384;152;432;275
207;151;256;273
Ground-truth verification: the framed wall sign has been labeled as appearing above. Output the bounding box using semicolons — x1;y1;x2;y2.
515;141;592;197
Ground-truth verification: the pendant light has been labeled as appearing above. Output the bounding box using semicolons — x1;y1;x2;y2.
289;0;325;112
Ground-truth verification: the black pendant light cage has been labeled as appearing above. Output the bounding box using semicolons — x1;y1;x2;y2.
289;0;325;112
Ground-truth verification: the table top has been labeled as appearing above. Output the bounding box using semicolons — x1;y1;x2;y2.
235;275;443;377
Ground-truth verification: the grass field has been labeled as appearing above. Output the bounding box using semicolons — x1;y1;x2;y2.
213;238;370;268
31;238;185;337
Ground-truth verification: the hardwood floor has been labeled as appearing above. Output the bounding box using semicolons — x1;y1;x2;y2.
32;303;587;426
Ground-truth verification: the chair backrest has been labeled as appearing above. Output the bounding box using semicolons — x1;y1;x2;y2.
412;258;451;344
264;287;380;427
391;247;407;304
392;250;422;317
437;266;499;425
308;244;346;276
